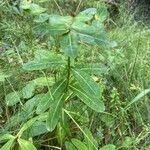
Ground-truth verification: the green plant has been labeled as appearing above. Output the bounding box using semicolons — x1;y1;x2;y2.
0;1;117;149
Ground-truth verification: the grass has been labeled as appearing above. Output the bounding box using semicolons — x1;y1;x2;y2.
0;0;150;149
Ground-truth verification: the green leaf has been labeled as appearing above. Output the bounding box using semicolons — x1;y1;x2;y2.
80;8;97;16
46;79;66;131
96;6;108;22
30;3;46;15
75;8;96;23
75;63;109;75
33;23;69;36
0;134;15;143
36;93;53;114
20;0;31;10
17;117;38;137
22;83;35;99
60;31;79;58
126;89;150;109
65;141;77;150
84;128;98;150
5;91;21;106
46;94;64;131
49;15;72;28
100;144;116;150
22;121;48;138
70;84;105;112
20;1;46;15
34;13;49;23
23;50;65;71
0;71;9;82
33;15;72;35
32;77;54;87
18;138;37;150
72;69;100;97
72;21;116;48
71;138;88;150
36;79;66;114
0;138;15;150
23;94;44;113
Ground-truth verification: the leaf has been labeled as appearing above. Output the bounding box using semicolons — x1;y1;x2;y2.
23;50;65;71
100;144;116;150
20;1;46;15
18;138;37;150
71;138;88;150
23;94;43;113
30;3;46;15
65;141;77;150
0;134;15;143
126;89;150;109
75;8;96;23
20;0;31;10
33;23;69;36
70;84;105;112
32;77;54;87
36;93;53;114
22;83;35;99
96;6;108;22
0;71;9;82
60;31;79;58
49;15;72;28
72;69;100;97
0;138;15;150
80;8;97;16
36;79;66;114
5;91;21;106
75;63;109;75
46;94;64;131
22;121;48;138
72;21;116;48
17;117;38;137
33;15;72;36
69;105;89;123
84;128;98;150
34;13;49;23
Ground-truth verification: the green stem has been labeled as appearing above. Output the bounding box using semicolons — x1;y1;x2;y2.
66;57;71;92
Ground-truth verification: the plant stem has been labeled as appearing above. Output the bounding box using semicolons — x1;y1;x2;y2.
66;57;71;92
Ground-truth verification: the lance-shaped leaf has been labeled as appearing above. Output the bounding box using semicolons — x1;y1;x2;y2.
72;21;116;48
74;8;96;23
71;139;88;150
65;141;77;150
70;84;105;112
72;69;100;97
23;50;65;71
84;128;98;150
0;138;15;150
0;134;15;142
36;80;66;114
60;31;79;58
18;138;37;150
46;79;66;131
33;15;72;35
46;94;64;131
5;91;22;106
75;63;109;75
100;144;116;150
0;71;10;82
20;1;46;15
34;13;49;23
17;117;38;137
96;5;108;22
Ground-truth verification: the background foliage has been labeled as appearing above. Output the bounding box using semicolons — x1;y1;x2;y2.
0;0;150;149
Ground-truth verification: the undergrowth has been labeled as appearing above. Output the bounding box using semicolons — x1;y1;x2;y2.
0;0;150;150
